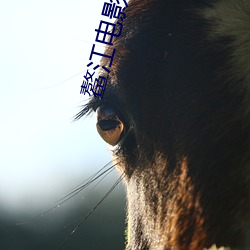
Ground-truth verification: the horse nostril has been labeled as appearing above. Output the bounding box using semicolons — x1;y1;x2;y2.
96;106;125;146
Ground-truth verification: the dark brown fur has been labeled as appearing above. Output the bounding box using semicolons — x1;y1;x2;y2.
80;0;250;249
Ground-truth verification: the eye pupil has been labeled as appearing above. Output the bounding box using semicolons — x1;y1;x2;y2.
97;120;121;131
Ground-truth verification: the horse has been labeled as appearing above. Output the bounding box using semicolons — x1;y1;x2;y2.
77;0;250;249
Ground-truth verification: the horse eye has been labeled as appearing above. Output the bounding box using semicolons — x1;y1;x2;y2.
96;105;125;146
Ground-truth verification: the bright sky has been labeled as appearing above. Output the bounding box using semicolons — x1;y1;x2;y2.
0;0;120;213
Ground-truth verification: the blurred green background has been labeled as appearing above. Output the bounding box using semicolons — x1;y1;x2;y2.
0;176;126;250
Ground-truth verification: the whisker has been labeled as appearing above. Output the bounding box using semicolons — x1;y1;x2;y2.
32;71;86;91
56;172;125;250
16;161;118;225
56;161;117;203
59;166;116;230
85;165;116;195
